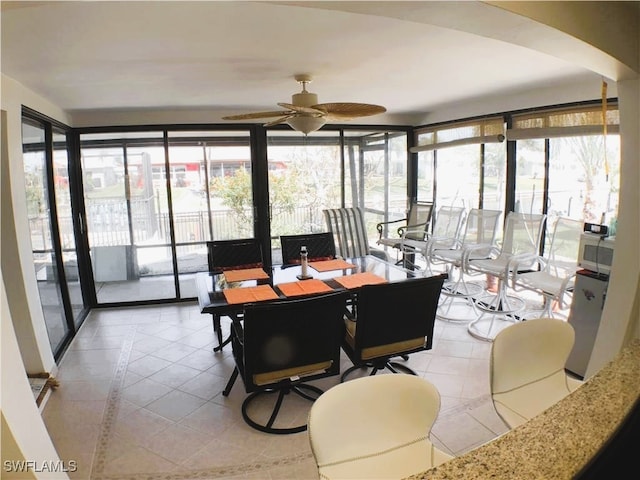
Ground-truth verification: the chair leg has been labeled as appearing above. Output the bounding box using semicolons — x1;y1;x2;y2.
222;367;239;396
241;384;324;434
468;278;526;341
386;361;418;375
341;360;417;382
340;364;370;382
212;314;232;352
436;265;482;322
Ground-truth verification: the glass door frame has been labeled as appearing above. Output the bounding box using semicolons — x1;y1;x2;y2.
22;107;91;359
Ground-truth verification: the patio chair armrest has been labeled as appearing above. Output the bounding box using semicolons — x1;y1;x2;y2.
398;221;429;238
376;217;408;239
401;223;429;240
423;234;458;257
507;253;541;286
461;243;498;272
556;268;579;307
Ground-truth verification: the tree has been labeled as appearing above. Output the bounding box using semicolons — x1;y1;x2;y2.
561;135;617;222
210;166;305;235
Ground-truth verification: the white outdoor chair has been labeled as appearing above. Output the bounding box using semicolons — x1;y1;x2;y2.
430;208;503;322
376;201;433;264
463;211;547;341
400;205;466;273
323;207;388;261
511;216;583;319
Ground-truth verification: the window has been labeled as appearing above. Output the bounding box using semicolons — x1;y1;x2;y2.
414;117;506;211
509;103;620;230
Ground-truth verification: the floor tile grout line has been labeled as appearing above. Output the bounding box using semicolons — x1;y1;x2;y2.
92;452;315;480
90;325;137;479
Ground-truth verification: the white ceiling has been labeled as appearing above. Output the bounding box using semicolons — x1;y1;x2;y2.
1;1;610;126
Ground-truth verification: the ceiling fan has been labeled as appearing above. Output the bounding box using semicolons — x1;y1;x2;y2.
222;74;387;134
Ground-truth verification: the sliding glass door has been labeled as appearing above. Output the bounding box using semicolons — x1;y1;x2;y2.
80;129;255;304
22;116;88;358
266;131;342;262
345;130;408;250
80;132;176;303
167;130;254;297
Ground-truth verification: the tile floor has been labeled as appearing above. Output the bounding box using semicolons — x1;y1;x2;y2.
40;285;559;480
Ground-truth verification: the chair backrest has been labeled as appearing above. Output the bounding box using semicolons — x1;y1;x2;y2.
427;205;466;248
308;375;451;479
490;318;578;427
432;205;466;238
353;275;446;354
462;208;503;247
241;291;349;392
491;318;575;393
404;201;434;241
279;232;336;265
500;212;547;257
207;238;263;273
323;207;371;258
544;217;583;275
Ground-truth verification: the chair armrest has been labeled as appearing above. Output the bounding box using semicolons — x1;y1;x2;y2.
505;253;541;284
376;217;408;239
510;255;546;289
400;223;429;240
461;243;499;272
398;221;428;238
423;234;458;258
556;269;579;308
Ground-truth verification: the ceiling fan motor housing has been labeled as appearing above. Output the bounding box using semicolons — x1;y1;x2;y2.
291;91;319;108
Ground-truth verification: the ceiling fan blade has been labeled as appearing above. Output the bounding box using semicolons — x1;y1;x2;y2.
277;102;325;116
313;102;387;120
222;110;292;120
263;115;293;127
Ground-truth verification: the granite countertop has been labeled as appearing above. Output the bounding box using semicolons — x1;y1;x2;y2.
410;339;640;480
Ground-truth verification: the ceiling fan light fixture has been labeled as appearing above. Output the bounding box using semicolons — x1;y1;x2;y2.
222;74;386;132
286;115;327;134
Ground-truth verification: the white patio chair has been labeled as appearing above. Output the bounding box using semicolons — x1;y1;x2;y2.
511;216;583;319
463;211;547;341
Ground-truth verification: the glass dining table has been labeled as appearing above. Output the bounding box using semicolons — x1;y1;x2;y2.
196;254;424;320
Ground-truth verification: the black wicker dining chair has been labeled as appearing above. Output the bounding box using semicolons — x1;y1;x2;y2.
279;232;336;265
222;291;349;434
341;274;447;382
206;238;264;352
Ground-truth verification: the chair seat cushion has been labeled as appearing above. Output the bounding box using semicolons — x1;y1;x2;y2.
433;246;492;264
517;271;574;295
431;249;462;263
317;438;453;480
401;238;425;251
469;256;511;276
377;237;401;248
253;361;332;386
344;319;425;360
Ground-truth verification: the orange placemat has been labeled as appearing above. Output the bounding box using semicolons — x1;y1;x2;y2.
334;272;388;289
278;279;334;297
223;285;279;304
223;268;269;282
309;259;357;272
